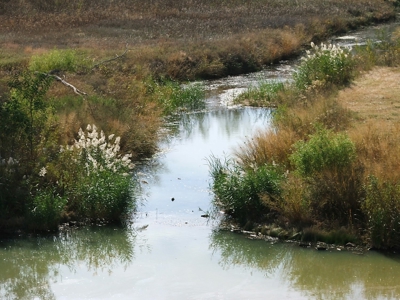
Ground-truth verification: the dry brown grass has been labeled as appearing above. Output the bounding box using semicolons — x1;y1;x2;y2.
0;0;396;80
336;67;400;181
235;128;298;168
337;67;400;122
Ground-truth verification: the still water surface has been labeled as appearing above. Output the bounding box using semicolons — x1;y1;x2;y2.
1;106;400;300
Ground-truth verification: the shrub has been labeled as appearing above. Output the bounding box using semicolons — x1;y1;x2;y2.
294;42;355;91
289;128;362;227
209;156;283;225
29;49;89;73
290;127;356;177
363;176;400;249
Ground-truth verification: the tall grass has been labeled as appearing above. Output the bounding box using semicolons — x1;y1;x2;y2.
363;176;400;249
208;155;283;225
210;30;400;247
0;68;138;231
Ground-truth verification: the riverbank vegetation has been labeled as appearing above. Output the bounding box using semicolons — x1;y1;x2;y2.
210;26;400;249
0;0;398;233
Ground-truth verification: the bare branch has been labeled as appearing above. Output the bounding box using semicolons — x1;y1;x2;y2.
51;74;87;96
37;72;87;96
91;43;129;70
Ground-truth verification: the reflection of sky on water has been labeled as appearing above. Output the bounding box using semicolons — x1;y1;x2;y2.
136;107;272;220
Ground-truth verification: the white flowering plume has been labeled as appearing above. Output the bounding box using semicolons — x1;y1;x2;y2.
63;124;134;175
295;41;354;91
302;42;352;62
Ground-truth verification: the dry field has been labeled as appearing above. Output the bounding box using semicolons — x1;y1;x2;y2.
337;67;400;123
336;66;400;179
0;0;396;80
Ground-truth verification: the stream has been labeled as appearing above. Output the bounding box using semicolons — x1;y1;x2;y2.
1;22;400;300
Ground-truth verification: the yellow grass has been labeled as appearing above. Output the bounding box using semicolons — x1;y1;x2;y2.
336;67;400;181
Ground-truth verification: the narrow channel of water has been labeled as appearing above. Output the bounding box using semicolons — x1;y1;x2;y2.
1;21;400;300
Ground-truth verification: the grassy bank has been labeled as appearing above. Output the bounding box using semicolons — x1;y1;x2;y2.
0;0;398;232
210;27;400;249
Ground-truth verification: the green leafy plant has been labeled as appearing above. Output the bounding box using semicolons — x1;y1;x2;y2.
290;127;356;177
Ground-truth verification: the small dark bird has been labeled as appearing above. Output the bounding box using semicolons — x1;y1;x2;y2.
171;197;175;201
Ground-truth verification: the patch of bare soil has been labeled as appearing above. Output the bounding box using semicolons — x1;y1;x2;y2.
337;67;400;123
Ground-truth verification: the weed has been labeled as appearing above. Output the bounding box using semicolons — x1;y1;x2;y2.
147;78;205;114
29;187;67;231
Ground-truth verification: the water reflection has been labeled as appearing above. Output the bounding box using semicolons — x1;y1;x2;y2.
210;230;400;299
164;107;272;142
0;226;140;300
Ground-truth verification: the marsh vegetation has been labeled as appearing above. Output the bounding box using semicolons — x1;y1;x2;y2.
0;0;398;233
210;27;400;249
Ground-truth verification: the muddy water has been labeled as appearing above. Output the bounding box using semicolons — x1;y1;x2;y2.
2;22;400;300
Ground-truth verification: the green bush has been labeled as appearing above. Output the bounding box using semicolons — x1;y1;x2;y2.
288;128;361;227
363;176;400;249
294;42;355;91
29;49;88;73
209;156;283;225
290;127;356;177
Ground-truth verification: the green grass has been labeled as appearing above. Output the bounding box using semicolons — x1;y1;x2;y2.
208;155;283;225
147;79;206;114
234;80;285;106
29;49;90;73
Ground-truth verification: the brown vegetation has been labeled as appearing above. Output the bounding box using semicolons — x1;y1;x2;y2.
0;0;396;80
337;67;400;182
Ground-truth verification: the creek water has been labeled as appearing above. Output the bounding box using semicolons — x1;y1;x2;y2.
2;22;400;300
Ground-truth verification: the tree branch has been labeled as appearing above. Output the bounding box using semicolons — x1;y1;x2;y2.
91;43;129;70
37;72;87;96
51;74;87;96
